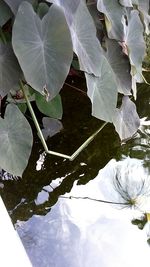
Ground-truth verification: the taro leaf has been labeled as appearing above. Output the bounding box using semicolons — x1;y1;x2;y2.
112;96;140;141
37;2;49;19
12;2;73;99
3;0;36;14
0;104;33;176
47;0;103;76
85;57;118;122
97;0;125;41
123;10;146;82
17;103;27;114
42;117;63;140
105;38;132;95
136;0;150;35
120;0;150;34
35;93;63;119
0;0;12;27
119;0;133;6
47;0;118;123
87;1;104;42
0;43;23;97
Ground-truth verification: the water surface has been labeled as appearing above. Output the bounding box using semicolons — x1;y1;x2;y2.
0;77;150;266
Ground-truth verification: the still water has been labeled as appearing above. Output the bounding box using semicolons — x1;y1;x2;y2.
0;78;150;267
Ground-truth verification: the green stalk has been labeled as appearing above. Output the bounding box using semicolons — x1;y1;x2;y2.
70;122;107;160
20;81;71;159
20;81;49;153
20;81;107;160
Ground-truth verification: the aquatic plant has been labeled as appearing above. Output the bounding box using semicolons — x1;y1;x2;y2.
0;0;149;175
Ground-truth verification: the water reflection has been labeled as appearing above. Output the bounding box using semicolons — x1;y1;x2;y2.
0;77;150;266
16;157;150;267
98;158;150;212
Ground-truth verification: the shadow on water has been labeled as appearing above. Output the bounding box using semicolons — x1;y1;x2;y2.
0;74;150;266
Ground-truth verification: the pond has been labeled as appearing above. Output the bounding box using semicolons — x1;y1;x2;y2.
0;74;150;267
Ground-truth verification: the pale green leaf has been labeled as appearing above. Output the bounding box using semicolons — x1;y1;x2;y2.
106;38;132;95
97;0;125;40
124;10;146;82
120;0;150;34
35;93;63;119
85;57;118;122
0;0;12;27
0;104;33;176
3;0;36;14
0;43;22;97
47;0;103;76
37;2;49;19
119;0;133;7
12;2;73;99
112;96;140;140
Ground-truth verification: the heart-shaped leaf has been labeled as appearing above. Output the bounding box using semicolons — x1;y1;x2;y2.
123;10;146;82
47;0;103;76
112;96;140;140
97;0;125;40
0;104;33;176
86;56;118;122
42;117;63;140
12;2;73;99
119;0;133;7
0;0;12;27
37;2;49;19
35;93;63;119
3;0;36;14
0;43;23;97
106;38;132;95
120;0;150;34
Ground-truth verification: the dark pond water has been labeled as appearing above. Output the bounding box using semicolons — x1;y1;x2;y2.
0;75;150;267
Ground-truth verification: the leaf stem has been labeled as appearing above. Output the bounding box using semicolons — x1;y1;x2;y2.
20;81;107;160
20;81;49;153
70;122;107;160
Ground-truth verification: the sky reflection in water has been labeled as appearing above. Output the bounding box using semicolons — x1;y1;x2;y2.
16;157;150;267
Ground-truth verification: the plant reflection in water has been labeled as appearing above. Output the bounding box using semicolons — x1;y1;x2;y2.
61;157;150;241
16;157;150;267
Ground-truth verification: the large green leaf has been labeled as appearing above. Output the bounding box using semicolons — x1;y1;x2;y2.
12;2;73;99
3;0;36;14
47;0;118;122
120;0;150;34
35;92;63;119
37;2;49;19
123;10;146;82
119;0;132;6
0;0;12;27
105;38;132;95
47;0;103;76
0;104;33;176
0;43;22;97
85;57;118;122
97;0;125;40
112;96;140;141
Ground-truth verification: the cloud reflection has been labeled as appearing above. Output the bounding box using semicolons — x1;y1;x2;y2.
17;157;150;267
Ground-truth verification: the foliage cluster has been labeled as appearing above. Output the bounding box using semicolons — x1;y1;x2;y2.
0;0;149;176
